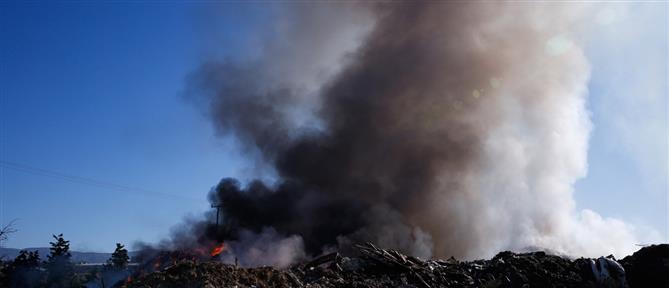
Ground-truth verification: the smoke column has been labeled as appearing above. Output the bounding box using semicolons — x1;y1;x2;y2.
181;2;642;262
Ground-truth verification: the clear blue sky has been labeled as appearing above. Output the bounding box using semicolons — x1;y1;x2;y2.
0;2;258;251
0;2;666;252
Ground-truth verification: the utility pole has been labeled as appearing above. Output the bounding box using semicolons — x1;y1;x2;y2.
211;203;223;228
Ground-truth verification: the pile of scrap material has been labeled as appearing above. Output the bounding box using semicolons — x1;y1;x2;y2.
118;243;667;288
121;261;296;288
619;244;669;288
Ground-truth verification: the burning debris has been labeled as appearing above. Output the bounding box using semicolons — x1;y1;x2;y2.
117;244;668;288
0;2;662;288
210;243;226;257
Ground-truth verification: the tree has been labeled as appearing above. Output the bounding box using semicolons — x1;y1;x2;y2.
96;243;132;287
0;220;17;242
0;219;18;284
107;243;130;270
0;220;18;251
45;234;75;287
47;234;71;262
3;250;44;287
13;250;40;269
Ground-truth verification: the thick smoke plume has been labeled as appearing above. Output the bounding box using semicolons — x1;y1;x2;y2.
175;2;643;263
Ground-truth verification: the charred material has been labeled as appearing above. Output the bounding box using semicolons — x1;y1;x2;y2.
620;244;669;288
117;244;668;288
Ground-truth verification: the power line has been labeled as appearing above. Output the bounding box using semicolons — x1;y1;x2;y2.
0;160;200;202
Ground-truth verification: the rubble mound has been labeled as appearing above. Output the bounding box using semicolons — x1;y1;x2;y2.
620;244;669;288
125;261;295;288
120;244;666;288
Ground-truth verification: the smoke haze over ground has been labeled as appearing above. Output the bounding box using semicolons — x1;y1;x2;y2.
161;2;656;265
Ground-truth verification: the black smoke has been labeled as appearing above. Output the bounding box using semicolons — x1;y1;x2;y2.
166;2;636;261
185;2;494;259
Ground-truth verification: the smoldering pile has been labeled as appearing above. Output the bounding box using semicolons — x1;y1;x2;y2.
118;244;668;288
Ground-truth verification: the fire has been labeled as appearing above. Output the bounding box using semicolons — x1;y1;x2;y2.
210;243;226;256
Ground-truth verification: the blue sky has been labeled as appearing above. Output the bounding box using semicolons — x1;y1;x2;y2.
576;3;668;243
0;2;255;251
0;2;666;252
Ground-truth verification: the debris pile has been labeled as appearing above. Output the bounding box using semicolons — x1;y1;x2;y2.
119;244;667;288
619;244;669;288
122;261;295;288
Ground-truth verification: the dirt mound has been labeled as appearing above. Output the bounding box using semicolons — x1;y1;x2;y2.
620;244;669;288
119;244;666;288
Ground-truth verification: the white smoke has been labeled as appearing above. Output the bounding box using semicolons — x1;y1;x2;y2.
412;3;654;259
220;228;306;268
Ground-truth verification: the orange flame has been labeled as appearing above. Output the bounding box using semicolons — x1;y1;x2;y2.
210;243;226;256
